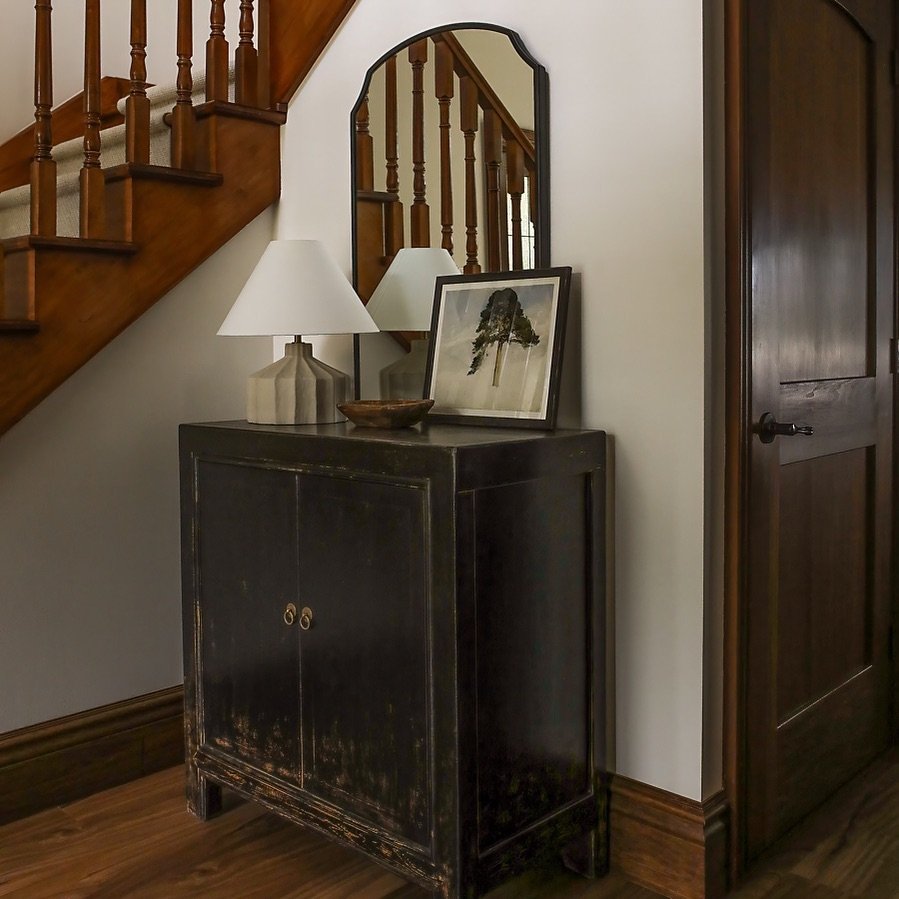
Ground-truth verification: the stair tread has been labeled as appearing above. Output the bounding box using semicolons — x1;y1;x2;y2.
0;320;39;334
104;164;224;186
194;100;287;126
2;235;138;254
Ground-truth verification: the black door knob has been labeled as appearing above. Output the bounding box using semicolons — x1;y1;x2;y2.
758;412;814;444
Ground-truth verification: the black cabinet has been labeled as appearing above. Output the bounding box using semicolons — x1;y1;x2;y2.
180;421;607;897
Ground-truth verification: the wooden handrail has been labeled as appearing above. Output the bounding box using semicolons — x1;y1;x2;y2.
433;32;536;168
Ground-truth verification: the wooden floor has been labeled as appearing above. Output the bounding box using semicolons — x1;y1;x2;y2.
1;750;898;897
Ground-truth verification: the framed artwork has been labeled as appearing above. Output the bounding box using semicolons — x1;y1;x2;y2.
423;267;571;428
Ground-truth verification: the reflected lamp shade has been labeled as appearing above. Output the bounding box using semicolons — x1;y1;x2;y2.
218;240;378;425
365;248;461;331
365;248;460;399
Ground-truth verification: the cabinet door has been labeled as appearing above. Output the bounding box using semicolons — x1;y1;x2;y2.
297;474;431;848
196;460;300;782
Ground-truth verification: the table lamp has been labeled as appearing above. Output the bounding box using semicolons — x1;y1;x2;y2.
365;248;460;399
218;240;378;424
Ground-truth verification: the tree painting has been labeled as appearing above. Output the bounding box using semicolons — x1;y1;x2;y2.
468;288;540;387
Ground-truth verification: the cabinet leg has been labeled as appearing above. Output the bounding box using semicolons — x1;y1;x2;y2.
562;821;609;880
187;770;223;821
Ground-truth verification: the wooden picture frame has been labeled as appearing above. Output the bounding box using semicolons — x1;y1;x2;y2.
423;267;571;428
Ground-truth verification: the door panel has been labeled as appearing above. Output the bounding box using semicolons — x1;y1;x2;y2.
764;0;873;383
297;473;431;849
196;460;301;782
745;0;893;856
776;449;871;720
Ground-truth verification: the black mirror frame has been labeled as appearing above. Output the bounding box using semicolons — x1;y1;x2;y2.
350;22;551;396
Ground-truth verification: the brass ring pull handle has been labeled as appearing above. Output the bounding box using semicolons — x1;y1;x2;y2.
299;607;314;631
757;412;814;444
283;603;297;626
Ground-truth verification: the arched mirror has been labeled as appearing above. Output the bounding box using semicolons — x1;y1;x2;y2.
351;24;549;398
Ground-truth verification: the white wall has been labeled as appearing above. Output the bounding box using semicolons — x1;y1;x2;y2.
279;0;714;800
0;209;274;733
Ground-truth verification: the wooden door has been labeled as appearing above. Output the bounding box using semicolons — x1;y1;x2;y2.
743;0;894;857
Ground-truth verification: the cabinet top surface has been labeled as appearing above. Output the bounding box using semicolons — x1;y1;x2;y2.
182;421;605;450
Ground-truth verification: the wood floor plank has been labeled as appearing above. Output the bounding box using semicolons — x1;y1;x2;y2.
4;754;899;898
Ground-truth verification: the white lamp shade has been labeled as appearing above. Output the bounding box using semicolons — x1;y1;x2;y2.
218;239;378;336
365;248;460;331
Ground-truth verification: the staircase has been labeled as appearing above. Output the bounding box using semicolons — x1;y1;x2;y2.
0;0;356;438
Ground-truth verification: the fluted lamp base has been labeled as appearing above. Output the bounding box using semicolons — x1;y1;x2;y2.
247;341;348;424
379;338;430;400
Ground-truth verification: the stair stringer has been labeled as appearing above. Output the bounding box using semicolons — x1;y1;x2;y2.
0;107;284;437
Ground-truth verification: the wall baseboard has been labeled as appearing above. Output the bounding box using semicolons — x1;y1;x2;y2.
610;774;729;899
0;686;184;826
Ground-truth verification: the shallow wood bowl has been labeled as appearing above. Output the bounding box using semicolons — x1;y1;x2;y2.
337;398;434;429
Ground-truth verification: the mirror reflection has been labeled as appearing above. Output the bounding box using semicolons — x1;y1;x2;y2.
351;25;549;399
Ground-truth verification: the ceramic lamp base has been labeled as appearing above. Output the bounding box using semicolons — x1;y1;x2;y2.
379;338;430;400
247;341;349;424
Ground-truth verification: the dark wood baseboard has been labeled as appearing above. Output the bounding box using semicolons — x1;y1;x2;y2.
610;774;729;899
0;686;184;825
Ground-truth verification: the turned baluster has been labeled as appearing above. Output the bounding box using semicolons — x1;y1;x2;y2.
171;0;195;169
434;38;454;256
31;0;56;237
355;95;374;192
483;109;503;272
256;0;271;108
459;75;480;274
507;139;526;271
385;56;399;198
409;39;430;248
80;0;105;238
384;55;403;258
206;0;229;102
126;0;150;164
236;0;258;107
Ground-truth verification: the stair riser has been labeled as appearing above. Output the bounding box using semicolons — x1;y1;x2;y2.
0;108;282;437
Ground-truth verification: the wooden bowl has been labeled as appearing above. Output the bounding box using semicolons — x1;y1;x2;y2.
337;399;434;429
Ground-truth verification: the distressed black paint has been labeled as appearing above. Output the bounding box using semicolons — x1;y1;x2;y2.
180;421;608;897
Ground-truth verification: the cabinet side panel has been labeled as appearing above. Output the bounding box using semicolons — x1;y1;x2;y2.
196;460;300;782
298;474;431;850
475;473;591;851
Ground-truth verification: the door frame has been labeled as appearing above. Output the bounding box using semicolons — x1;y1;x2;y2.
723;0;898;881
